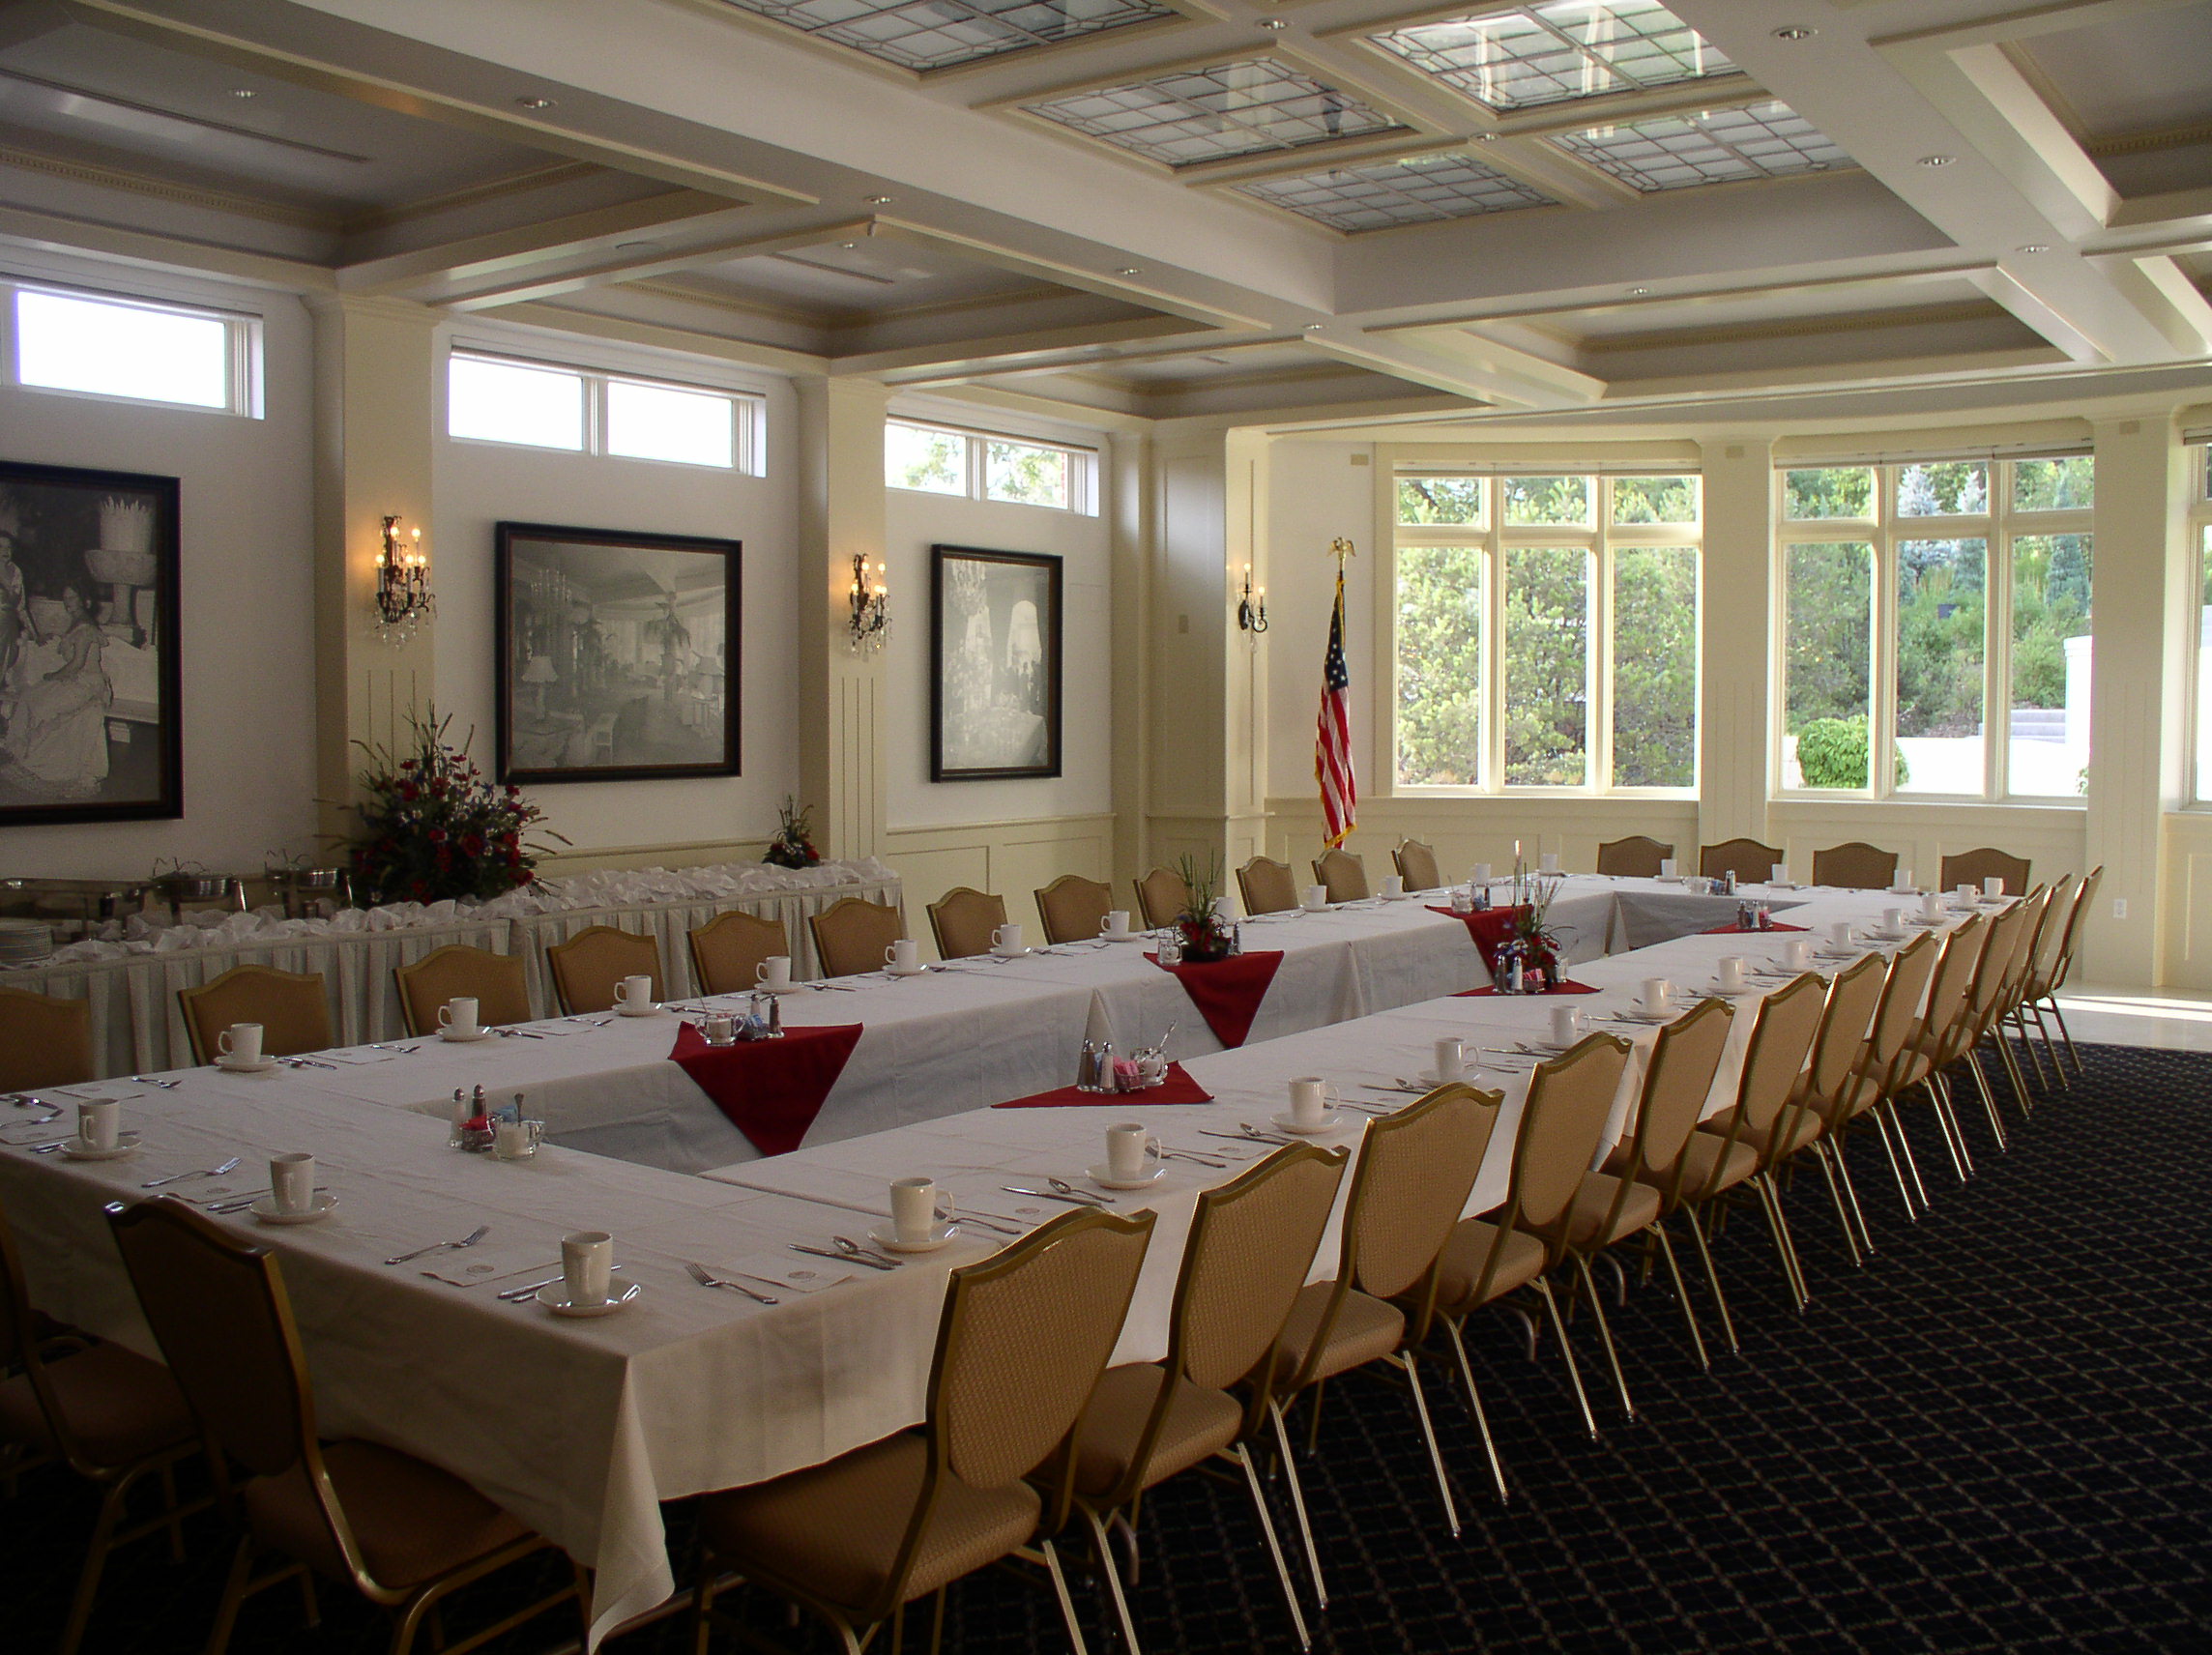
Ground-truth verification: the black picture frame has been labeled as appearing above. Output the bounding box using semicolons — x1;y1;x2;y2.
0;460;182;827
495;521;740;785
930;543;1062;782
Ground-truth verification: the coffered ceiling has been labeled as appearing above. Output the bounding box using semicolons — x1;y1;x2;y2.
0;0;2205;425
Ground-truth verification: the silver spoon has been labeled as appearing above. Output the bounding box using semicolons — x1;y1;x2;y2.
832;1234;904;1267
1048;1176;1116;1205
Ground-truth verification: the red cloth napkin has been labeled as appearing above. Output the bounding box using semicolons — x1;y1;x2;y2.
1427;904;1529;969
1457;980;1599;996
1703;921;1808;934
995;1062;1213;1108
670;1022;862;1156
1145;950;1283;1049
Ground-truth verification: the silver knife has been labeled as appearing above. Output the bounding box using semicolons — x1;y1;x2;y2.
791;1243;895;1270
1001;1185;1104;1207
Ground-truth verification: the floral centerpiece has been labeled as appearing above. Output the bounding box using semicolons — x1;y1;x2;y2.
764;796;821;869
1174;851;1237;964
344;707;564;906
1496;858;1564;992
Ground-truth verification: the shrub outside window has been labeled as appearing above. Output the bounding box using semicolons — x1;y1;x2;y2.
887;420;1097;514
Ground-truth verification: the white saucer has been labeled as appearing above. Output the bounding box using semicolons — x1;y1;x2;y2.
251;1193;338;1225
617;1003;668;1017
60;1135;138;1160
216;1056;278;1074
1271;1111;1346;1135
1614;1009;1674;1025
538;1276;641;1317
753;982;807;996
886;963;931;976
438;1027;495;1043
1089;1162;1168;1191
866;1221;961;1253
1099;933;1147;944
991;946;1033;959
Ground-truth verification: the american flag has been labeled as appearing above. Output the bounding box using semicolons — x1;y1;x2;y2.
1316;565;1356;848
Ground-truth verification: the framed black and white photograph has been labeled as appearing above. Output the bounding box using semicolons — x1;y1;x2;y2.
495;522;739;785
930;543;1062;782
0;460;181;826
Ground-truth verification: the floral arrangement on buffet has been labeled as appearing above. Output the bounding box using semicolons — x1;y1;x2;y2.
763;795;822;869
1173;851;1237;964
346;708;566;906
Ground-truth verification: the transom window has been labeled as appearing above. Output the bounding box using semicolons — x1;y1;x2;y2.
1370;2;1736;113
1777;456;2093;802
446;351;764;474
1023;60;1403;169
886;420;1098;514
6;279;259;416
1553;100;1849;191
1393;471;1700;792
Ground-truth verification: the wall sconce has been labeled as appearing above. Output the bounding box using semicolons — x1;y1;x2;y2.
375;513;434;637
848;552;888;652
1237;562;1268;634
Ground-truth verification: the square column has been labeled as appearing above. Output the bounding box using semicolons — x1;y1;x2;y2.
1697;437;1775;852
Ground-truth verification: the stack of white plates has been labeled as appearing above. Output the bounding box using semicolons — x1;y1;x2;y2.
0;918;54;965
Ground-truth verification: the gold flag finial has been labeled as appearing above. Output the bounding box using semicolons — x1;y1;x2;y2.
1329;537;1356;566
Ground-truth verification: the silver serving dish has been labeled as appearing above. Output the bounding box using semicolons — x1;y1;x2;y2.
149;871;247;920
267;866;354;918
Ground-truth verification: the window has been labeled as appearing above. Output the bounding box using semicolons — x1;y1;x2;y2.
1777;456;2092;799
885;420;1097;514
1393;471;1700;791
8;281;256;415
446;350;761;472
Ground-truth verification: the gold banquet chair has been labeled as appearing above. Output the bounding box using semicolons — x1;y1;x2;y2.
0;985;95;1089
1838;930;1943;1221
1311;848;1368;904
392;945;532;1037
1237;857;1298;916
1888;913;1993;1187
1066;1143;1349;1650
1943;890;2046;1142
1768;952;1891;1277
1132;866;1189;931
544;924;663;1014
1811;841;1900;890
1392;839;1441;892
1940;847;2031;896
1596;836;1674;879
1033;874;1114;946
926;886;1006;962
1699;838;1785;886
105;1198;589;1655
2023;865;2100;1080
2008;871;2079;1085
688;910;791;997
177;966;334;1064
808;898;905;980
692;1206;1155;1655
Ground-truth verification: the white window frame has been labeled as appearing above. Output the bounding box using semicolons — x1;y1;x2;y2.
1771;455;2094;805
1;276;262;418
1386;470;1703;797
445;348;765;475
2189;444;2212;805
886;417;1099;515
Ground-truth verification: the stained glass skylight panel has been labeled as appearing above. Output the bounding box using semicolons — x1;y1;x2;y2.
1552;101;1850;190
1371;2;1735;112
716;0;1177;73
1025;59;1405;167
1237;151;1555;231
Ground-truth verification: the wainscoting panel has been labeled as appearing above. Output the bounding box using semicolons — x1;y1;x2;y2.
1765;802;2088;899
2161;812;2212;989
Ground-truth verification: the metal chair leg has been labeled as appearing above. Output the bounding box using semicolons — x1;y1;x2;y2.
1964;1052;2011;1150
1806;1142;1864;1264
1683;1205;1740;1355
1440;1317;1509;1502
2044;997;2086;1075
1397;1350;1462;1538
1266;1400;1326;1608
2025;1003;2069;1089
1039;1538;1091;1655
1080;1506;1141;1653
1570;1255;1636;1422
1753;1175;1809;1312
1829;1137;1876;1256
1879;1098;1931;1209
1868;1106;1919;1219
204;1536;256;1655
1534;1277;1600;1440
1232;1444;1310;1651
1923;1079;1973;1180
1648;1221;1709;1371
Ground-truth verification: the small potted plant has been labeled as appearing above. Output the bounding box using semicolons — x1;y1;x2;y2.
764;796;822;869
1495;858;1563;992
1174;851;1236;964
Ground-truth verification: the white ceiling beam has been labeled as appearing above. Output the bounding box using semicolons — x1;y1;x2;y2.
337;191;755;297
0;199;334;290
441;219;876;310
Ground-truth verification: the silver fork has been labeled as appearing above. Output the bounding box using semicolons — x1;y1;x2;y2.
686;1261;779;1304
142;1155;242;1189
386;1224;490;1266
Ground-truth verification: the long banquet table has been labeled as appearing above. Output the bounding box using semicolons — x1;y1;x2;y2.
0;878;1999;1648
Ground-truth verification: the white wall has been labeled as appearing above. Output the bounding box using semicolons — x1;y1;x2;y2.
1264;441;1377;801
0;255;316;880
431;326;800;858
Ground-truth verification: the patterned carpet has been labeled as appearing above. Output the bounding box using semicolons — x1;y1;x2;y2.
7;1041;2208;1654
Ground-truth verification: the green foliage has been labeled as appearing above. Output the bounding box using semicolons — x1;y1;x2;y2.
1395;543;1482;785
1894;538;1986;738
1784;468;1874;520
1898;460;1988;517
2010;534;2092;709
1785;541;1872;732
1502;475;1591;527
985;440;1068;508
887;424;962;493
1795;716;1907;789
1503;546;1587;785
1610;476;1699;525
1611;546;1697;786
1397;476;1484;526
2014;456;2093;511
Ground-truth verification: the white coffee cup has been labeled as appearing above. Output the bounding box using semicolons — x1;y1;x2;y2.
270;1151;315;1215
886;938;919;972
620;973;656;1009
1891;872;1916;894
992;923;1025;954
1432;1038;1464;1083
1539;853;1560;874
703;1013;736;1044
1769;862;1790;886
1106;1122;1158;1181
1550;1004;1583;1046
1381;875;1405;899
889;1176;954;1244
1099;911;1132;941
1784;939;1815;971
1470;863;1492;884
1956;884;1976;904
1829;921;1855;949
1658;857;1677;879
438;997;480;1037
1882;908;1906;934
1921;889;1945;920
78;1098;120;1151
1288;1075;1329;1127
562;1231;613;1309
1301;885;1329;914
494;1118;541;1161
1716;955;1746;993
754;956;792;990
1641;978;1674;1014
1983;876;2004;899
218;1022;263;1065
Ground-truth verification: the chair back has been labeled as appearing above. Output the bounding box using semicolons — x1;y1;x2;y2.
1865;931;1938;1080
932;1206;1153;1492
0;986;94;1089
2028;872;2078;986
1919;913;1989;1049
1699;837;1784;884
393;945;531;1037
1170;1144;1349;1395
1133;866;1189;931
1998;886;2052;1003
1339;1085;1499;1305
1720;972;1826;1140
1806;951;1887;1106
1617;998;1733;1197
1940;847;2031;896
1033;875;1113;946
1811;841;1898;889
1501;1035;1634;1248
686;909;791;996
2047;865;2101;993
1237;857;1298;915
1596;836;1674;878
177;966;332;1064
545;925;663;1014
926;887;1006;961
1967;894;2035;1024
807;898;904;980
1392;840;1441;891
1312;849;1368;903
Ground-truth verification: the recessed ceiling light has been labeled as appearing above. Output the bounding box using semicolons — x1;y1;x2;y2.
864;194;892;205
1116;267;1142;276
230;88;257;100
1772;25;1816;41
1256;16;1290;28
839;242;859;249
1628;286;1649;295
1918;154;1955;167
1809;161;1830;171
516;96;555;109
1302;323;1324;333
1472;131;1498;141
614;241;659;253
2018;243;2051;253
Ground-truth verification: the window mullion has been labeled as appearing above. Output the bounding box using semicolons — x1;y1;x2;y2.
1485;513;1504;794
1591;540;1613;793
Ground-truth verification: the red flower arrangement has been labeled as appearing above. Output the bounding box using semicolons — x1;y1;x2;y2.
346;707;566;905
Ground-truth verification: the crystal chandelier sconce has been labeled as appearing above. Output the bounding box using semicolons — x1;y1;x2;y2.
1237;562;1268;633
848;552;888;652
375;513;434;640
